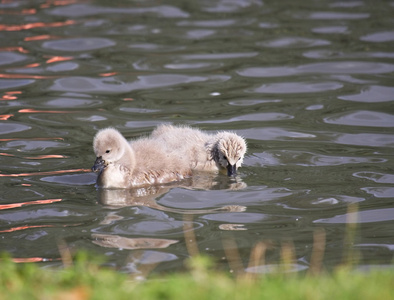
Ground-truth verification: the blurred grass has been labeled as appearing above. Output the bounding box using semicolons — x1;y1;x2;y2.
1;253;393;300
1;205;392;300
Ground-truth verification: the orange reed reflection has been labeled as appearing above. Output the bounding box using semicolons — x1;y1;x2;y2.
18;108;74;113
24;63;41;68
100;72;118;77
40;0;79;9
0;9;37;15
0;20;76;31
0;221;83;234
0;224;54;233
24;34;54;41
0;114;13;120
0;73;56;79
0;168;91;177
12;257;59;263
0;46;29;53
46;56;73;64
1;91;22;101
24;155;67;159
0;198;62;210
0;152;14;157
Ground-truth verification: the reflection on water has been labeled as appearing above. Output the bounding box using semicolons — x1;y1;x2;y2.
92;234;178;250
97;173;247;214
0;0;393;274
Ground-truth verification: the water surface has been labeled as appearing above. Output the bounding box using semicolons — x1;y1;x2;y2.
0;0;393;274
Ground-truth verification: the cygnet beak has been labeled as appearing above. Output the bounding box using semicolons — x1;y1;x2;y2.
227;164;237;177
92;156;107;173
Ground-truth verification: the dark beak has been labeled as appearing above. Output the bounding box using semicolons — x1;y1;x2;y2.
92;156;106;173
227;164;237;177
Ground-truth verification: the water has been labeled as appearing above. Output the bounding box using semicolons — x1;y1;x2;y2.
0;0;393;274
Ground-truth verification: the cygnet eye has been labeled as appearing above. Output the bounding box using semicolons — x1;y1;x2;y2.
223;156;228;161
106;150;111;153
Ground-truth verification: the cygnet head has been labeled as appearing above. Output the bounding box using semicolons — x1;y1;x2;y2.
215;133;247;176
92;128;129;173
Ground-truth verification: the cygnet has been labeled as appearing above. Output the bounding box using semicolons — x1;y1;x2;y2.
151;124;247;176
92;128;191;188
92;125;247;189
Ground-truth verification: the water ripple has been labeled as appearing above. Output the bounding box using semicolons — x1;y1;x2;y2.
199;113;293;124
324;111;394;128
202;0;263;13
180;52;258;60
269;150;386;167
238;62;394;77
338;85;394;102
251;82;343;94
43;38;116;52
353;172;394;184
0;52;29;66
239;128;316;141
177;19;236;27
113;220;191;236
361;187;394;198
49;4;190;18
2;139;66;152
0;79;35;89
335;133;394;148
41;173;96;186
201;212;269;223
314;208;394;224
49;74;209;93
312;26;349;34
361;31;394;42
45;97;100;108
258;37;330;48
307;12;369;19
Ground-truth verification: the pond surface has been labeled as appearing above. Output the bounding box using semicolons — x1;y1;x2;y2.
0;0;393;274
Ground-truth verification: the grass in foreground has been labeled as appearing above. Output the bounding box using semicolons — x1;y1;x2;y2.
0;254;393;300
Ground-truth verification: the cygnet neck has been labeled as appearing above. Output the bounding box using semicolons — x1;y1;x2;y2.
117;139;136;174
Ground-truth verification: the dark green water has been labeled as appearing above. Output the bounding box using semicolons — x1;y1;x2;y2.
0;0;393;274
